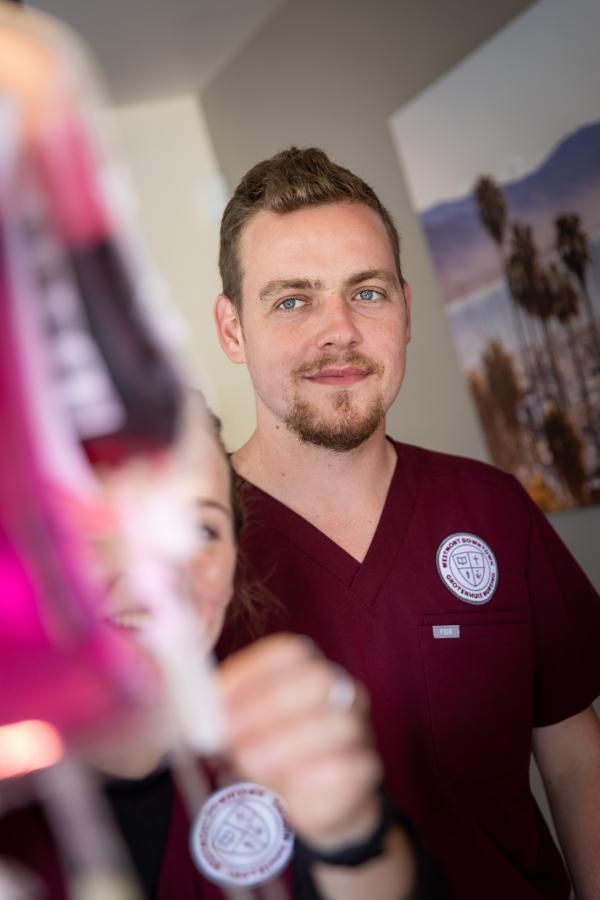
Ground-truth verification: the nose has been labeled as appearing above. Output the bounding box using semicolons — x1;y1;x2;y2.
315;294;362;351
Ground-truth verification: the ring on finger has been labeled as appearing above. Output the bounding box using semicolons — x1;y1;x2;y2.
327;669;357;712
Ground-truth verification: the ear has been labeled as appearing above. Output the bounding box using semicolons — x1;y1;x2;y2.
214;294;246;364
402;281;413;344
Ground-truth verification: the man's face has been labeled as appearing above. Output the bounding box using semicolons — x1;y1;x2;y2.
218;200;411;451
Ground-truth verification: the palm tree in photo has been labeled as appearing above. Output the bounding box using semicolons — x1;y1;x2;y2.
467;370;504;468
547;263;599;449
474;176;506;247
532;268;569;412
481;338;525;467
505;240;543;406
474;177;540;438
543;405;588;505
482;339;522;433
525;472;564;512
507;224;567;412
474;177;530;359
555;213;600;360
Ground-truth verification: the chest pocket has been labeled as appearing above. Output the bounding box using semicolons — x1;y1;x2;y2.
418;612;533;782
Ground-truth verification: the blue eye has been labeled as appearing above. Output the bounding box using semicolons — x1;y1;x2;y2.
278;297;304;311
357;289;381;301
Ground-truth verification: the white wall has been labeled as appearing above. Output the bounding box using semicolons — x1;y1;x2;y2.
112;96;255;452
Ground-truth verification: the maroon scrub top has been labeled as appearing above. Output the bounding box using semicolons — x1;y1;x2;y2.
220;440;600;900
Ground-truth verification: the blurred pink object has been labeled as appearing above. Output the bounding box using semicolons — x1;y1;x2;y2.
0;3;186;762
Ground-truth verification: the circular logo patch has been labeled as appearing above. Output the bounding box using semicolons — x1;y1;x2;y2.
436;533;498;604
190;782;294;888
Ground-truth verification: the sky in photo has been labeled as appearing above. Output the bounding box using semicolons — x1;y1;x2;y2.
389;0;600;212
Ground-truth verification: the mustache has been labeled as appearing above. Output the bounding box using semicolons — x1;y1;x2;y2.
293;352;384;379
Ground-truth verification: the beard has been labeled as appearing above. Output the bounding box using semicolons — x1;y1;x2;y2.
285;389;385;452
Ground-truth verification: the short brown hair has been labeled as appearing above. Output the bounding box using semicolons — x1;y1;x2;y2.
219;146;403;313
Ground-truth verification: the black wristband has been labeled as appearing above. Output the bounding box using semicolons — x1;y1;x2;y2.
293;789;396;868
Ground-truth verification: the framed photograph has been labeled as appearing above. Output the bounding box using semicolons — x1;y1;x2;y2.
390;0;600;510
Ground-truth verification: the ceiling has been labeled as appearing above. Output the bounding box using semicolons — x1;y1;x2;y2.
26;0;287;105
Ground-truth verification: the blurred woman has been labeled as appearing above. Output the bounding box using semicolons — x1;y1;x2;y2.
0;418;430;900
0;9;437;894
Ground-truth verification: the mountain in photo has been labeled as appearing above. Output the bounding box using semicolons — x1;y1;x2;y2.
422;120;600;302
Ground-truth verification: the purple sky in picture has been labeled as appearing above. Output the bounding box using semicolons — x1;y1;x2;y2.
421;120;600;304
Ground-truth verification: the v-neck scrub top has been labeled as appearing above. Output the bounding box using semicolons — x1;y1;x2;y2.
220;440;600;900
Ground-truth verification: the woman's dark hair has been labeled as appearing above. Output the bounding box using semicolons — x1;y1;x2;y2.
208;412;244;542
209;411;281;637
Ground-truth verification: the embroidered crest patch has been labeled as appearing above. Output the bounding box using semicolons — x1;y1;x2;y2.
189;782;293;887
436;533;498;604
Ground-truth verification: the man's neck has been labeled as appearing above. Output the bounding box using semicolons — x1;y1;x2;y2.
232;421;397;563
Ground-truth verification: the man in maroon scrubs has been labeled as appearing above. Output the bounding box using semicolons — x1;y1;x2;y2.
214;147;600;900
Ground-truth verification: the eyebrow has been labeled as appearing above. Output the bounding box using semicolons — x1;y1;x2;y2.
197;499;232;517
259;278;323;303
345;269;399;289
